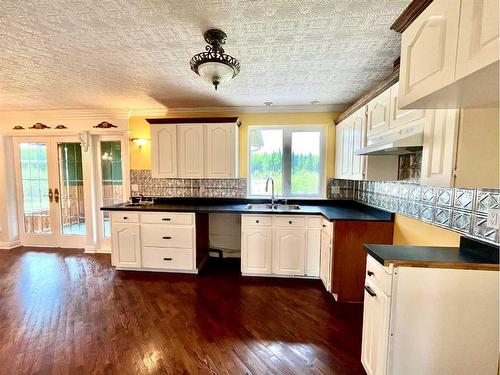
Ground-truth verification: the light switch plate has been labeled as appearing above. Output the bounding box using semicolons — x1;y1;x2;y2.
487;208;499;230
131;184;139;192
331;186;341;195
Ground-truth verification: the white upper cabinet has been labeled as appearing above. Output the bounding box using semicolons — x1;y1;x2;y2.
389;82;426;130
421;108;500;188
178;125;204;178
150;119;239;179
351;107;367;180
456;0;500;80
367;87;391;137
420;109;460;187
399;0;499;109
205;123;238;178
151;124;177;178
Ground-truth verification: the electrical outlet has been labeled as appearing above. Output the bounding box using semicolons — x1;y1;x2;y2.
487;208;499;230
131;184;139;192
331;185;341;195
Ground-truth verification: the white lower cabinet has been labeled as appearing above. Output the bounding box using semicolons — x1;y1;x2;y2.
320;219;333;291
241;214;323;278
361;255;499;375
273;228;306;275
111;222;141;269
241;227;272;275
110;211;197;273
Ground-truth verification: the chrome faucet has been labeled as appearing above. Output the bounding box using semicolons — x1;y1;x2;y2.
265;177;275;207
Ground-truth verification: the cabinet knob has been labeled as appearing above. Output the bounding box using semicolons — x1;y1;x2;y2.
162;236;172;240
163;257;173;261
256;220;259;223
123;217;128;220
367;270;374;276
162;218;171;221
289;221;292;224
322;224;326;228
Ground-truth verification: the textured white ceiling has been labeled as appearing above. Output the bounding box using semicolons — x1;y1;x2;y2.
0;0;410;111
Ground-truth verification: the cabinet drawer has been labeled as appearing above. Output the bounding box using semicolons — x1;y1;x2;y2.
141;225;194;248
140;212;194;225
112;212;140;223
274;216;306;227
365;255;393;296
241;215;272;227
141;247;194;270
307;216;322;228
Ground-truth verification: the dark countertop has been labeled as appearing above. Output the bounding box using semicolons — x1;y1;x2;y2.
365;237;499;271
100;198;394;222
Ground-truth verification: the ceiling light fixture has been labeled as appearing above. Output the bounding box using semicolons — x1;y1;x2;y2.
190;29;240;91
311;100;320;105
264;101;273;107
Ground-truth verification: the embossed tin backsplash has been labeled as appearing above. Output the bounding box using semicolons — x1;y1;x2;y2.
354;180;499;245
130;169;247;198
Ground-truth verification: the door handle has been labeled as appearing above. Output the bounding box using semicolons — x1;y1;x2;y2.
364;285;377;297
162;236;172;240
48;188;53;203
54;188;60;203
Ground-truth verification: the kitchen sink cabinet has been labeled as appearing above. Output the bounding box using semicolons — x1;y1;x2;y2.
241;214;322;278
241;227;272;275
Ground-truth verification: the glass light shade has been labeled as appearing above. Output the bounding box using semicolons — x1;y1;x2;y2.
131;138;148;148
197;61;234;88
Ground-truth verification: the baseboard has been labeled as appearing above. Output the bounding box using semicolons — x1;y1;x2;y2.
0;240;21;249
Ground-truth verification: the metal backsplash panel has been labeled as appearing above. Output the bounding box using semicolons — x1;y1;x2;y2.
130;169;247;198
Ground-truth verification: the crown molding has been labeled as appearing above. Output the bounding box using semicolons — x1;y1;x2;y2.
130;104;350;116
0;108;131;120
0;103;350;122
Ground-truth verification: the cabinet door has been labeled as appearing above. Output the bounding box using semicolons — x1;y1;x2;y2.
111;223;141;268
335;121;347;179
273;228;306;275
320;230;332;291
241;227;272;274
151;124;177;178
367;88;391;137
456;0;499;80
421;109;460;187
306;229;321;277
361;281;391;375
205;123;235;178
398;0;461;108
350;108;366;180
178;125;204;178
389;82;426;129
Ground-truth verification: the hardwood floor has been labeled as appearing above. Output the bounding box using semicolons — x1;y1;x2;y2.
0;247;365;375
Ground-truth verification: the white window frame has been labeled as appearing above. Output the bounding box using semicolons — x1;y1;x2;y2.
247;125;327;199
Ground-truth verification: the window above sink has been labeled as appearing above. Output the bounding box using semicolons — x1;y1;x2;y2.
247;126;326;199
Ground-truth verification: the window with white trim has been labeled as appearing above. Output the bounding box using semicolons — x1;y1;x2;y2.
248;126;326;198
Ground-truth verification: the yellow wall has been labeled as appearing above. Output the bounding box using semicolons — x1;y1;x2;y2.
128;112;340;177
393;214;461;246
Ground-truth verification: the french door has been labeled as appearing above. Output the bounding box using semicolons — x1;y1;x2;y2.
13;137;87;248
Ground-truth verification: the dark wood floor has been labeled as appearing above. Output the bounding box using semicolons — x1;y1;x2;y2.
0;247;365;375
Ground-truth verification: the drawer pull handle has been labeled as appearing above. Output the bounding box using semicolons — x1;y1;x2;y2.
289;221;292;224
162;218;171;221
123;217;128;220
256;220;259;223
364;285;376;297
162;236;172;240
367;270;374;276
163;257;173;261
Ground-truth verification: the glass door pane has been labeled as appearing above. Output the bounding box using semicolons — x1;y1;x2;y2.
57;143;85;236
19;143;51;234
100;141;123;237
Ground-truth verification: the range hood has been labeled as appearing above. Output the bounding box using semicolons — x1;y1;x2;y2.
355;131;423;156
